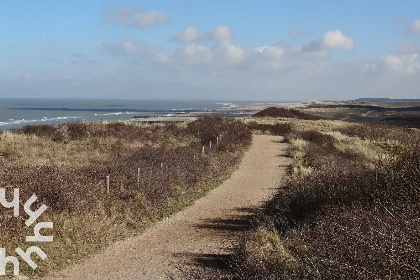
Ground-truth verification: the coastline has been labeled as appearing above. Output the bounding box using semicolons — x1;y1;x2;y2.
132;102;302;125
0;99;302;130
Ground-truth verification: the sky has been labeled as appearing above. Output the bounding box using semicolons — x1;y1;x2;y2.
0;1;419;101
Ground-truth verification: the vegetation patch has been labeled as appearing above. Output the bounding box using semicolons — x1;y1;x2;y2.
246;121;292;136
0;118;251;277
252;107;326;120
232;115;420;279
300;101;420;128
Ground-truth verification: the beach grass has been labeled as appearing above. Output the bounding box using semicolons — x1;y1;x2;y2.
234;112;420;279
0;117;252;278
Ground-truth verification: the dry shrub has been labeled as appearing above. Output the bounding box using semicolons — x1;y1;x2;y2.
293;129;335;145
0;117;251;277
234;122;420;279
275;163;375;223
336;123;420;146
247;122;292;136
16;121;175;143
287;129;364;172
187;116;252;150
298;202;420;279
65;122;89;140
375;143;420;203
236;226;298;279
21;124;57;138
253;107;325;120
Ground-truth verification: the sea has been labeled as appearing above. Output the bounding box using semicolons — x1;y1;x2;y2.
0;98;241;131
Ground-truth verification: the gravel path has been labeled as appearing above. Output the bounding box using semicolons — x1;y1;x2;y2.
45;135;290;279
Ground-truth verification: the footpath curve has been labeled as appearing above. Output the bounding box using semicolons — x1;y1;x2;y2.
45;135;290;279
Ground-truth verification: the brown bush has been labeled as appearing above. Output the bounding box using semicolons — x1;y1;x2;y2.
247;121;293;136
336;123;420;146
188;116;252;150
233;124;420;279
22;124;57;138
253;107;325;120
297;202;420;279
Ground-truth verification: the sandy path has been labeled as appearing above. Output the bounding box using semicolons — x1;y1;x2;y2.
45;135;290;279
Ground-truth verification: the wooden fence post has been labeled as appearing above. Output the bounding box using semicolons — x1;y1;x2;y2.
106;175;110;194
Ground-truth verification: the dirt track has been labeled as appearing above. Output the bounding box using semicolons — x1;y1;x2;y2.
45;135;290;279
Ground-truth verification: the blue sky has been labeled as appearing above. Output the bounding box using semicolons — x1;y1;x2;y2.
0;1;419;101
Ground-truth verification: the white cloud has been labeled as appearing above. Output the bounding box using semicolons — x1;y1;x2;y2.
322;30;355;50
175;26;200;42
252;46;285;70
164;41;246;68
92;25;419;100
174;43;211;65
293;44;330;60
304;30;355;52
213;42;246;64
384;53;420;74
389;17;420;35
254;46;285;58
204;26;234;42
411;19;420;33
104;6;169;28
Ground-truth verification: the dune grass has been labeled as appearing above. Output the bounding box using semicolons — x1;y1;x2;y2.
0;117;252;278
234;115;420;279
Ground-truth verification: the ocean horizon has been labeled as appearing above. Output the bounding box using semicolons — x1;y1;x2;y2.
0;98;265;130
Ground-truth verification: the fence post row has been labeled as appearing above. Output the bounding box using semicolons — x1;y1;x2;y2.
106;175;110;194
109;136;217;191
